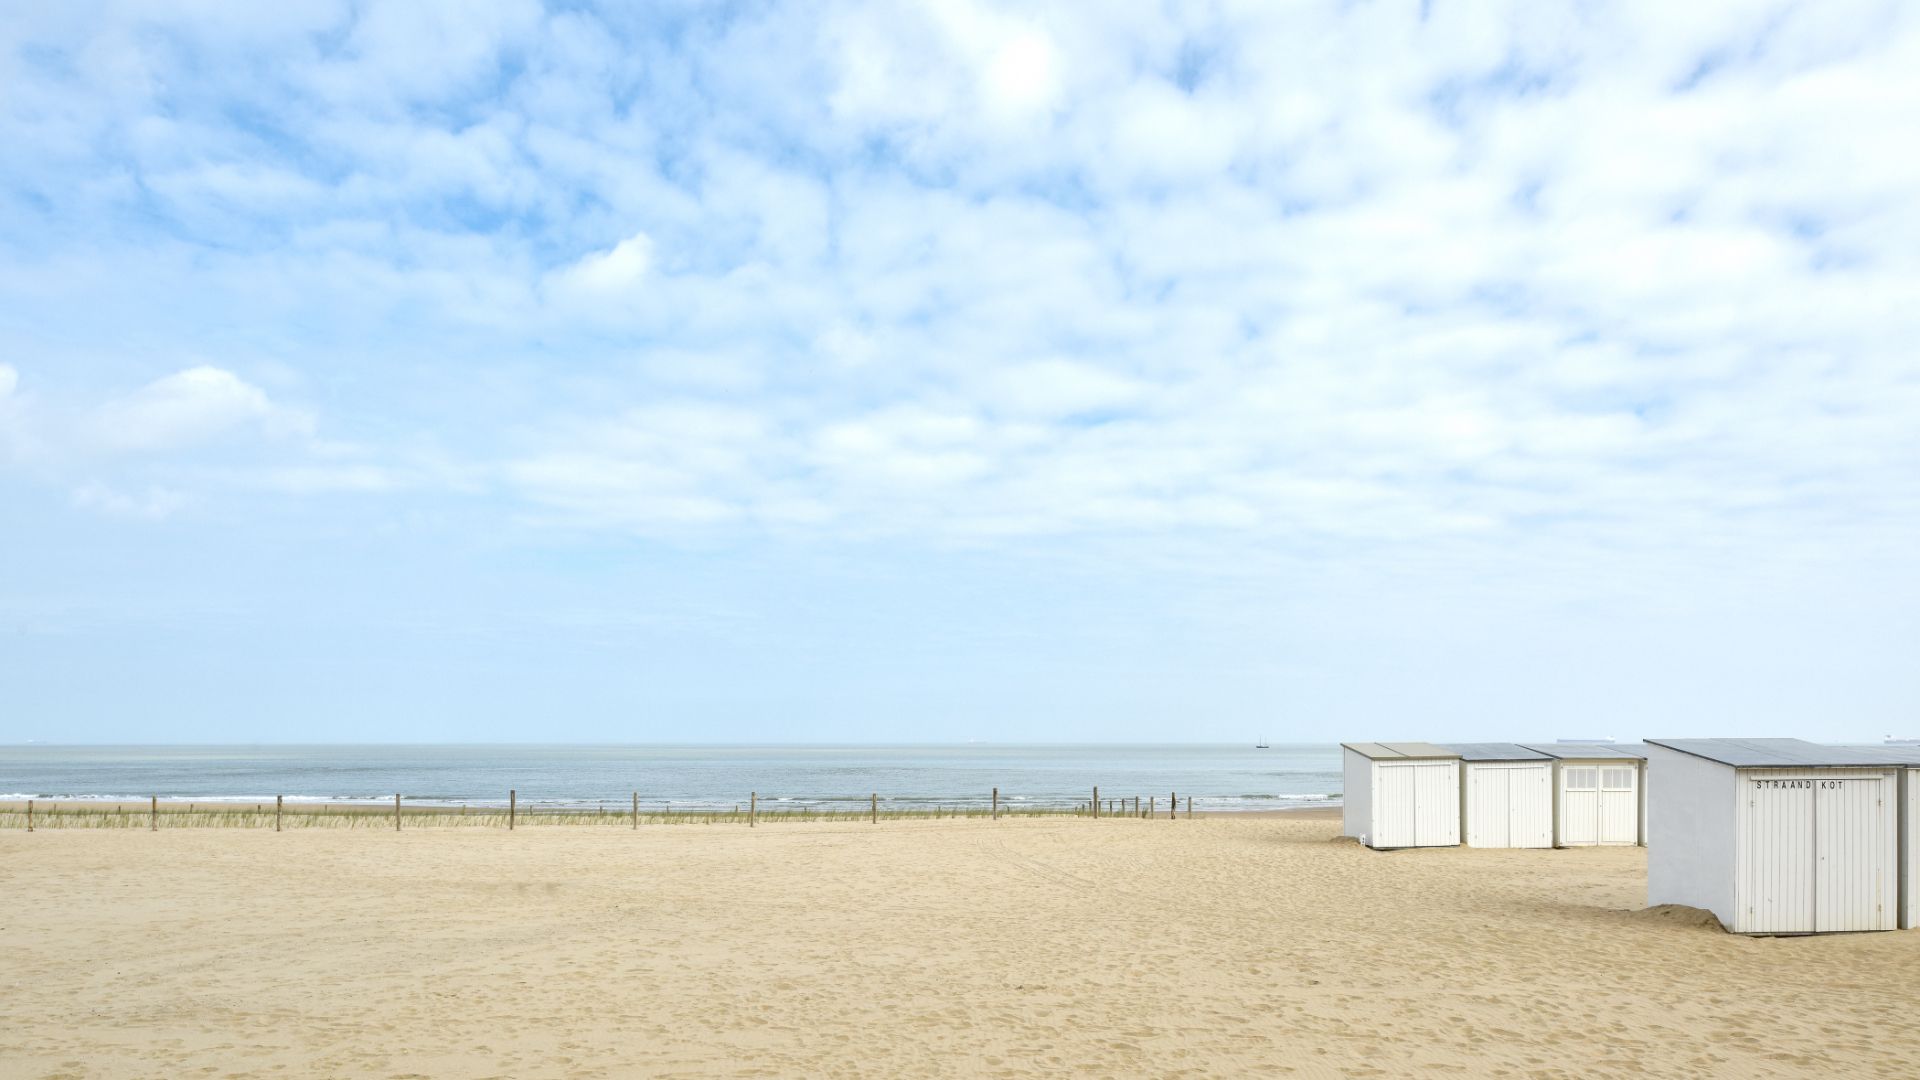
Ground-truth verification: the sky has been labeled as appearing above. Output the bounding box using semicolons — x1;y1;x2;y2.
1;1;1917;744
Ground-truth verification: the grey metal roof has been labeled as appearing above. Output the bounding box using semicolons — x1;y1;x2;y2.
1340;741;1461;761
1833;745;1920;766
1442;742;1553;762
1520;742;1647;761
1645;738;1920;768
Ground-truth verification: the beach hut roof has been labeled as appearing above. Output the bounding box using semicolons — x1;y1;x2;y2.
1442;742;1553;762
1519;742;1647;761
1341;741;1460;761
1831;745;1920;765
1645;738;1920;768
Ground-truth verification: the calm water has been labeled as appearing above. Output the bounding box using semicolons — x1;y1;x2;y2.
0;744;1341;812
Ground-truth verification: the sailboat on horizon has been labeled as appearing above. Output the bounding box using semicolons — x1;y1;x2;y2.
1255;736;1269;749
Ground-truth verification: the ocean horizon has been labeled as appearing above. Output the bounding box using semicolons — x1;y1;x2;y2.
0;742;1343;812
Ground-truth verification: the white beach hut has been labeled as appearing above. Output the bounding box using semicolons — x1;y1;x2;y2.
1519;743;1647;847
1845;746;1920;931
1645;738;1904;934
1443;743;1553;849
1905;760;1919;931
1340;743;1461;850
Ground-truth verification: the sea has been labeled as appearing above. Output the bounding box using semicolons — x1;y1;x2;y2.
0;743;1341;813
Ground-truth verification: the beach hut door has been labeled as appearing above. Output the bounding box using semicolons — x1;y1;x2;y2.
1813;775;1890;933
1563;767;1600;846
1468;764;1550;848
1598;767;1639;845
1375;764;1418;848
1741;775;1816;934
1413;761;1459;846
1374;762;1455;848
1468;766;1511;848
1743;772;1812;933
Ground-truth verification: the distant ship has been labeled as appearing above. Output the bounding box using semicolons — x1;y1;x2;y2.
1255;737;1269;749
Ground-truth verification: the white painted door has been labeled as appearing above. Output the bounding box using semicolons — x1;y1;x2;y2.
1413;761;1459;847
1813;775;1892;933
1509;765;1553;848
1467;764;1551;848
1562;766;1600;846
1740;776;1815;934
1374;764;1417;848
1598;766;1639;846
1737;770;1896;933
1467;765;1510;847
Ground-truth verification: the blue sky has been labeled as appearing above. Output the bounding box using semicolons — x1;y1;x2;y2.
2;1;1917;743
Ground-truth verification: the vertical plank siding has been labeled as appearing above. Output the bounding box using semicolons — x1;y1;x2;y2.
1736;768;1897;934
1412;761;1460;848
1906;768;1919;930
1463;763;1552;849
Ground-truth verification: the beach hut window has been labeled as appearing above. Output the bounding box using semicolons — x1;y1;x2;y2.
1601;768;1634;790
1566;768;1598;790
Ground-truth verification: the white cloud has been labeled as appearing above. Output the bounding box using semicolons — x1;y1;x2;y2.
70;483;188;520
980;28;1059;119
0;362;28;464
504;403;774;527
986;360;1147;419
1;0;1917;571
546;232;655;298
1101;80;1243;185
827;1;1065;141
87;366;310;453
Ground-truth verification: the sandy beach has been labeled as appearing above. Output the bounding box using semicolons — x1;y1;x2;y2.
4;815;1919;1079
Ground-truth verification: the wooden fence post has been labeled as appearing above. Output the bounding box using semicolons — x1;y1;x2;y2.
750;792;757;828
1093;785;1099;819
1150;796;1155;818
510;790;516;830
277;795;283;833
871;793;877;824
1186;796;1192;819
1170;791;1176;820
633;791;639;830
992;787;999;820
394;794;401;832
151;795;157;831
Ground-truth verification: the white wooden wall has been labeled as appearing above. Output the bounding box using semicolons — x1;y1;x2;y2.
1341;748;1373;845
1646;745;1738;928
1904;768;1918;930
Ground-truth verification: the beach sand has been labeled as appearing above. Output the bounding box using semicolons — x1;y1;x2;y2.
4;816;1918;1078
